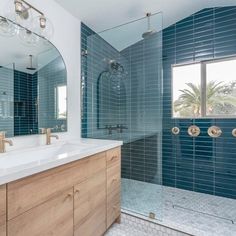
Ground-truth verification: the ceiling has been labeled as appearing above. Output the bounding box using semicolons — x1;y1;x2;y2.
55;0;236;32
0;32;59;74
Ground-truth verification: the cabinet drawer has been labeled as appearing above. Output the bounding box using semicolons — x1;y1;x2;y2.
106;147;121;168
75;203;106;236
8;188;74;236
0;185;6;232
74;170;106;236
107;163;121;196
87;151;106;177
7;152;105;220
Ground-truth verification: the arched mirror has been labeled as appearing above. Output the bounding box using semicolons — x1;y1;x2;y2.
0;16;67;137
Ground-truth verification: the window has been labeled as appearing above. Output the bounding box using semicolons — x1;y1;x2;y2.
56;85;67;119
172;57;236;118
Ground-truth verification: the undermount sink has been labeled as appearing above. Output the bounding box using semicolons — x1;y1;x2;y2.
0;138;122;185
0;142;96;170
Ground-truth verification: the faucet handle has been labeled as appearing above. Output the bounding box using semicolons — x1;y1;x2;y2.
0;131;13;153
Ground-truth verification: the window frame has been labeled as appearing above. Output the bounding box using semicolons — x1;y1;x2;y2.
171;56;236;119
55;84;67;120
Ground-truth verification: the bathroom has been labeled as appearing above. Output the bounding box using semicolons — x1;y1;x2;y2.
0;0;236;235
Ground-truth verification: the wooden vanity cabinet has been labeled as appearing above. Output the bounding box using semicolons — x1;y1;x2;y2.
0;185;6;236
4;147;121;236
8;188;74;236
106;148;121;228
74;171;106;236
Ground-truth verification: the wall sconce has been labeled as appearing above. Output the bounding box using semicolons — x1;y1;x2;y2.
0;0;54;41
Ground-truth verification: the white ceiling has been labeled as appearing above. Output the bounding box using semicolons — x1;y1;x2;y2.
55;0;236;32
0;32;59;74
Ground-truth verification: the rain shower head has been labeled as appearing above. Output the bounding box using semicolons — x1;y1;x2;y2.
26;55;36;71
142;13;156;39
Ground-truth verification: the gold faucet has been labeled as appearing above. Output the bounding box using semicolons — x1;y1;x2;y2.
0;132;13;153
46;128;59;145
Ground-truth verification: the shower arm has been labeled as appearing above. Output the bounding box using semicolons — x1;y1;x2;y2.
146;13;151;31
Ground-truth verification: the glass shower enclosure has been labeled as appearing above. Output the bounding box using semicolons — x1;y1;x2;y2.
81;13;163;220
0;64;14;138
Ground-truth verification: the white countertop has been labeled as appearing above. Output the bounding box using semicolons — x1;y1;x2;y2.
0;138;122;185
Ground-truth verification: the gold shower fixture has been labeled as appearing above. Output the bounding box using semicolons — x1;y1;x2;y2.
172;127;180;135
188;125;200;137
208;126;222;138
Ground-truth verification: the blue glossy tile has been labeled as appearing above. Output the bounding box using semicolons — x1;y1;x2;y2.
162;6;236;199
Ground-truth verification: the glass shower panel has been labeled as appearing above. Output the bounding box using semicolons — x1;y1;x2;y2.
0;64;14;137
81;13;163;220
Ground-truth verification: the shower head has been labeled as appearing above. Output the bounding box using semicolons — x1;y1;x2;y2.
26;55;36;71
142;30;156;39
142;13;156;39
108;60;124;74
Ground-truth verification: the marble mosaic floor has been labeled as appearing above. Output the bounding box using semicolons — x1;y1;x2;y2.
121;178;236;236
105;213;190;236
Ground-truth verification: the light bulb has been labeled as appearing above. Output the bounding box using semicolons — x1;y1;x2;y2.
18;28;39;46
39;15;46;29
14;0;23;14
32;15;54;40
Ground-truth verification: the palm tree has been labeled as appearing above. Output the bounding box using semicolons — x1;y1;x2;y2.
174;81;236;117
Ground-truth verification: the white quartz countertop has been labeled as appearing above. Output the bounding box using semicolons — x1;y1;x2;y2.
0;138;122;185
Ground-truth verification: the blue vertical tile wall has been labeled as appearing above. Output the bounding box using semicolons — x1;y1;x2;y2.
38;56;67;132
14;70;38;136
81;23;96;137
163;6;236;199
81;21;163;185
120;34;162;184
0;66;14;137
81;23;129;138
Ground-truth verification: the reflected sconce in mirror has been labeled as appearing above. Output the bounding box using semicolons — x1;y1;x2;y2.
188;125;200;137
0;16;17;37
232;129;236;137
208;126;222;138
172;127;180;135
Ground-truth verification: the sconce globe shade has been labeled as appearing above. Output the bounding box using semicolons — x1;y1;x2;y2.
0;16;17;37
32;15;54;40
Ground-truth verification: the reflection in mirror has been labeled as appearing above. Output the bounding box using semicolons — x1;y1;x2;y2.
0;17;67;137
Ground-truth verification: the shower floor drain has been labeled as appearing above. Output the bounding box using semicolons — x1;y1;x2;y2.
173;204;235;224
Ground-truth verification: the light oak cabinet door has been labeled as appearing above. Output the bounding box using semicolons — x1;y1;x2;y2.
74;171;106;236
106;147;121;168
7;157;88;220
7;152;106;220
0;185;6;236
106;148;121;228
8;188;74;236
